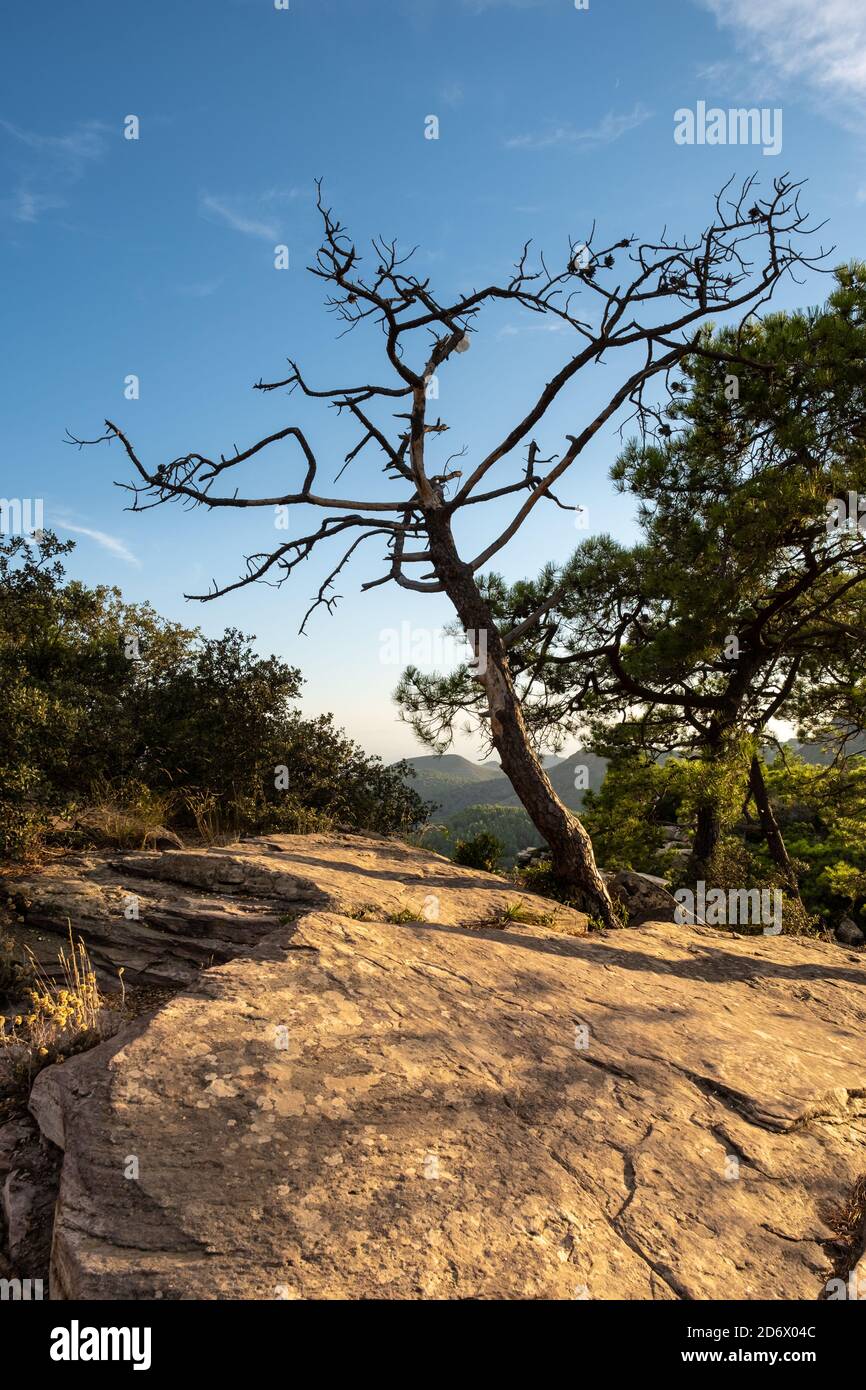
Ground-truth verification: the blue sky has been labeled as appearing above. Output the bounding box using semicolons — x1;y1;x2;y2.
3;0;865;760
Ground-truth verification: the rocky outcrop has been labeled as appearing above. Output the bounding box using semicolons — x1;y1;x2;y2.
514;845;549;868
837;917;866;948
513;850;682;926
605;868;682;926
11;833;865;1301
0;1106;60;1280
5;834;580;990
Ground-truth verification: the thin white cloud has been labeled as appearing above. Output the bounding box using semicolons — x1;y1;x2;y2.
0;118;108;169
698;0;866;108
498;319;566;338
199;193;278;241
56;522;141;567
506;103;652;151
11;187;67;223
694;59;738;85
260;185;311;203
0;118;110;224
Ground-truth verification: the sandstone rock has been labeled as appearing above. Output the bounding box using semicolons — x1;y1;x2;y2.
604;868;681;926
515;846;548;867
836;917;865;948
660;823;690;846
7;834;583;990
0;1109;60;1279
4;856;286;990
21;834;866;1301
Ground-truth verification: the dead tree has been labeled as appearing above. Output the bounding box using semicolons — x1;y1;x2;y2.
72;175;825;928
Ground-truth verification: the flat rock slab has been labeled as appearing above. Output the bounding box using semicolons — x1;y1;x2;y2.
26;839;866;1299
6;833;583;990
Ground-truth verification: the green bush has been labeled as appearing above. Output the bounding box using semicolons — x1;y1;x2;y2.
514;857;583;909
453;831;504;873
0;801;48;862
581;746;855;933
417;804;535;865
582;755;677;874
762;754;866;930
0;533;431;861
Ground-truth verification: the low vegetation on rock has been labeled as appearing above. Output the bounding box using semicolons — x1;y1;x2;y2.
0;532;432;864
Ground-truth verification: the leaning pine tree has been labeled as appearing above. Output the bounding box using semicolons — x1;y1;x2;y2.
73;176;823;927
398;268;866;914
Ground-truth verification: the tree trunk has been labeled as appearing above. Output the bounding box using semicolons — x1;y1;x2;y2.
748;753;801;900
683;724;726;884
426;512;621;928
690;801;722;882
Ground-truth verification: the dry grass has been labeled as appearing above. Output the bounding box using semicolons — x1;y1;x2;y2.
0;925;118;1091
387;905;426;924
345;902;385;921
73;776;177;850
496;899;559;927
184;791;336;845
183;790;236;845
828;1174;866;1282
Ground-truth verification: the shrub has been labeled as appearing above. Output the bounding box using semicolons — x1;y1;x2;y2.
0;802;48;862
0;928;117;1089
420;805;535;866
581;756;673;874
0;533;431;863
700;838;819;937
514;857;586;909
387;905;426;924
0;927;31;1000
453;831;503;873
495;900;557;927
763;754;866;930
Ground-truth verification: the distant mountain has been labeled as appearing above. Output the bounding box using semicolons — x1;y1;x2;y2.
400;750;607;822
409;753;503;782
403;738;865;848
482;754;563;770
543;751;609;809
400;755;506;819
770;735;866;765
